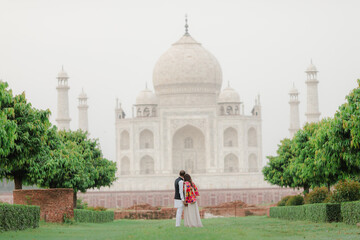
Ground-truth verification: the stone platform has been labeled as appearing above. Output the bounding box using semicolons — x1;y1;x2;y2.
0;187;300;209
79;187;299;208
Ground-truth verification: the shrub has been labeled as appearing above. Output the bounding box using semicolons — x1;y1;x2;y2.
341;201;360;225
63;213;75;225
331;179;360;203
305;187;330;204
0;203;40;231
285;195;304;206
76;198;88;209
277;195;292;206
74;209;114;223
270;203;340;223
93;206;107;211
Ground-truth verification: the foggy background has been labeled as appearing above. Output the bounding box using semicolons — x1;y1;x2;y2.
1;0;359;164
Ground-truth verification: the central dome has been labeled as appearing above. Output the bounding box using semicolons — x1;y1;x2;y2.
152;33;222;105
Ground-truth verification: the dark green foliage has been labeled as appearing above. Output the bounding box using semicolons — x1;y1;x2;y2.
285;195;304;206
341;201;360;225
76;198;88;209
0;203;40;231
270;203;341;223
330;179;360;203
304;203;341;222
277;195;292;206
305;187;330;204
63;213;75;225
270;205;306;221
74;209;114;223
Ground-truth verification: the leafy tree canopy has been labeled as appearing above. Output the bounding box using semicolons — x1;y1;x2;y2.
0;82;53;189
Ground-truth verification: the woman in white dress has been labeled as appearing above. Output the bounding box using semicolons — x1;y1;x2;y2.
183;174;203;227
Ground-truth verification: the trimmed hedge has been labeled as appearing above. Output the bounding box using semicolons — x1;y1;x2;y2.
0;203;40;231
74;209;114;223
341;200;360;225
270;203;340;223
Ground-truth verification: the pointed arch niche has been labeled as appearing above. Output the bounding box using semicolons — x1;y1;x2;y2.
120;130;130;150
223;127;238;147
172;125;205;174
224;153;239;173
248;128;257;147
120;156;130;175
139;129;154;149
140;155;154;174
248;154;258;172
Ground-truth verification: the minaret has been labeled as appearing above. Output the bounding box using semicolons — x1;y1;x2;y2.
251;94;261;117
289;84;300;138
78;88;89;132
56;66;71;130
305;60;321;123
115;98;125;122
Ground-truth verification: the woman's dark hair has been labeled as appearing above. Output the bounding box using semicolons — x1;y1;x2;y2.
184;174;193;187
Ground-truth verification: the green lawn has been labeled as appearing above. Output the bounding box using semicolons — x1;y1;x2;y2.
1;216;359;240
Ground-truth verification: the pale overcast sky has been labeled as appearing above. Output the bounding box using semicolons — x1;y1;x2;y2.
1;0;359;164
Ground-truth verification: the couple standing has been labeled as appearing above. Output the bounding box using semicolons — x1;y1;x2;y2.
174;170;203;227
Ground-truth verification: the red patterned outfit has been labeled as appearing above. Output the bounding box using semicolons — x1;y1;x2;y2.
184;181;199;204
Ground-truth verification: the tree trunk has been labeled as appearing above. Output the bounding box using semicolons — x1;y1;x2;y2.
14;175;23;190
327;183;331;193
303;184;310;194
73;191;77;209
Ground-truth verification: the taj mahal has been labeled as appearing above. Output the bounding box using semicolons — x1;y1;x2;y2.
54;20;321;206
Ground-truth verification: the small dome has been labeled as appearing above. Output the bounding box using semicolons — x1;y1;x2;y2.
289;86;299;94
57;67;69;78
218;86;240;103
78;89;87;99
306;62;317;72
136;88;158;105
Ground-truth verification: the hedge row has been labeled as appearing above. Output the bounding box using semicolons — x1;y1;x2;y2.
270;203;341;223
0;203;40;231
341;201;360;225
74;209;114;223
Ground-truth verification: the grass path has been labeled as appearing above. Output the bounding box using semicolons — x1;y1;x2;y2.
1;216;359;240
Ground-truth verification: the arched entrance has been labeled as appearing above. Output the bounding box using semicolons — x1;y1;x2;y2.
172;125;206;174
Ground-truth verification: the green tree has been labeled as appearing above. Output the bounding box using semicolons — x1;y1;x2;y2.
334;79;360;176
37;130;117;206
0;83;53;189
289;122;321;193
263;138;295;188
312;118;350;191
0;81;17;159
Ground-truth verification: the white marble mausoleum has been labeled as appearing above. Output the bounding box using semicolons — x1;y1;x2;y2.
111;25;269;192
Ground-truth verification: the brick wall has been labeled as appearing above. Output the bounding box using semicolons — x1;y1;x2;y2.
13;188;74;223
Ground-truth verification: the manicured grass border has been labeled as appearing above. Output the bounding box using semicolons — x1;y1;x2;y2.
0;203;40;231
270;203;340;223
341;200;360;225
74;209;114;223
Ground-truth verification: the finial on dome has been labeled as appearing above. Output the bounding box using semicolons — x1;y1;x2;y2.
228;81;230;88
310;58;313;64
62;65;64;71
145;82;148;89
185;14;189;35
